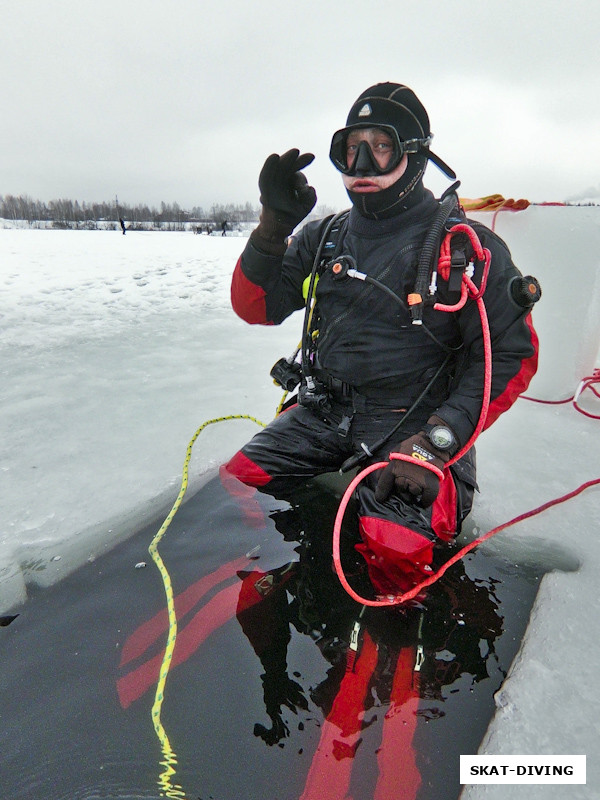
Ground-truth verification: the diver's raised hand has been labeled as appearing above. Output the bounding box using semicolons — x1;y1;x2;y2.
250;149;317;255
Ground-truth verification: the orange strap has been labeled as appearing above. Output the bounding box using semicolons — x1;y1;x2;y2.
460;194;530;212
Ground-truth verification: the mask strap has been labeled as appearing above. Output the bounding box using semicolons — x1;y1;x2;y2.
425;149;457;180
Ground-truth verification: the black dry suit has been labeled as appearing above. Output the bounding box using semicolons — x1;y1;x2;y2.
225;189;539;595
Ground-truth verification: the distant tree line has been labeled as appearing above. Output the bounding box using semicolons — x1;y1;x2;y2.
0;194;263;228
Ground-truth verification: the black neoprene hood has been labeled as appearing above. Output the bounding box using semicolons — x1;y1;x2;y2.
345;83;430;140
340;83;431;219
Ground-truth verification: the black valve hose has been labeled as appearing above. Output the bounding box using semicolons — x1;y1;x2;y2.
339;351;453;473
411;183;461;324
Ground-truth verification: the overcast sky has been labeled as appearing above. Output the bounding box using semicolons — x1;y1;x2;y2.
2;0;599;212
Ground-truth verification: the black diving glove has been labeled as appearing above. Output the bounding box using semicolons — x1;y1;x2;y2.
250;149;317;256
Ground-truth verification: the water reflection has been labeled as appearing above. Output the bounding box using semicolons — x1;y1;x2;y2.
0;473;540;800
230;480;507;799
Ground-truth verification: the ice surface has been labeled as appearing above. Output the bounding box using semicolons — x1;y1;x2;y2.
468;205;600;399
1;214;599;798
1;229;299;605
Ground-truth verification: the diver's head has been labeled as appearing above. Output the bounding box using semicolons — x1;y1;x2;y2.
330;83;455;219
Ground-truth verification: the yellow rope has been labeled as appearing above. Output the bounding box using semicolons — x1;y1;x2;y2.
148;414;266;798
275;391;289;416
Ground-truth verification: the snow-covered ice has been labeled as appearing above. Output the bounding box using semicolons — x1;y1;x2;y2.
1;209;599;798
1;229;300;599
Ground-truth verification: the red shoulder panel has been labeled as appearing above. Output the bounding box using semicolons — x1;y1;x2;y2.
231;256;272;325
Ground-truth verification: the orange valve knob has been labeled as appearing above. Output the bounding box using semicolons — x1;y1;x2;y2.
330;256;356;280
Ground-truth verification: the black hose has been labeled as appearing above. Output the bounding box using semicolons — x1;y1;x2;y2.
360;274;462;354
301;210;349;378
339;351;454;473
411;185;460;324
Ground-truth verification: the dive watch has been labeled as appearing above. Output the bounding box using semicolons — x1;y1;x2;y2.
424;424;457;453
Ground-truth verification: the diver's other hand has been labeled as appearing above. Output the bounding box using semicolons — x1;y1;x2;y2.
259;149;317;227
250;149;317;255
375;433;449;508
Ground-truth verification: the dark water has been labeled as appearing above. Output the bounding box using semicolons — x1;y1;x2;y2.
0;474;544;800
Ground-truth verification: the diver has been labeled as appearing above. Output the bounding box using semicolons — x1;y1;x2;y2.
223;82;539;595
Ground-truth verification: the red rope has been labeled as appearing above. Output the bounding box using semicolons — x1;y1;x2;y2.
332;225;495;607
332;461;397;607
333;473;600;608
521;368;600;419
521;395;573;405
435;224;493;466
446;289;491;468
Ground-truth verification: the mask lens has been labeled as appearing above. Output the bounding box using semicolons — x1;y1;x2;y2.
329;125;403;176
330;129;352;172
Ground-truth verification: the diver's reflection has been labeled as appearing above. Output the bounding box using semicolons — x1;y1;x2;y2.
234;481;504;800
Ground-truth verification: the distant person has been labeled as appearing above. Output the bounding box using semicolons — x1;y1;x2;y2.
221;219;229;236
119;218;126;236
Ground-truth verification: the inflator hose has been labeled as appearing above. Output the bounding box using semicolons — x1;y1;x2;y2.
411;186;461;323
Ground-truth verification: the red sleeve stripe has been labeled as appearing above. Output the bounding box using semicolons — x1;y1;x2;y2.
485;313;539;430
230;256;272;325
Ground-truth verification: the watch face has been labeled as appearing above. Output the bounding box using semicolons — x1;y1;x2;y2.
429;426;455;451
